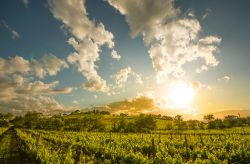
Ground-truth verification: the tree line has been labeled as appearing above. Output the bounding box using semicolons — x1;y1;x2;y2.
1;110;250;132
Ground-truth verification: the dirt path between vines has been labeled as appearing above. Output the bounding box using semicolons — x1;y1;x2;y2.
0;128;34;164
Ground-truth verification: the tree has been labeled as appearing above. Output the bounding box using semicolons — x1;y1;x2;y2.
165;121;174;130
23;112;43;129
46;116;65;130
214;119;225;129
133;114;156;132
224;115;238;128
120;113;128;117
90;117;106;131
204;114;214;122
0;113;11;127
199;122;206;130
162;115;173;120
71;110;81;115
99;111;110;115
177;121;188;130
187;120;199;130
116;116;128;132
12;116;25;128
112;116;133;132
4;113;14;120
0;119;9;127
174;115;183;121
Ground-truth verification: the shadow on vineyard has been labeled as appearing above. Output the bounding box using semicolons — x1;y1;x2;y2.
0;128;34;164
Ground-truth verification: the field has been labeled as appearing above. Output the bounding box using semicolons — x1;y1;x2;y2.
0;127;250;163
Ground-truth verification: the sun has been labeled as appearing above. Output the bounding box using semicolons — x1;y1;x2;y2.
168;81;195;109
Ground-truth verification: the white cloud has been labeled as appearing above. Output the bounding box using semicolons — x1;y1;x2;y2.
0;56;30;76
115;67;132;87
196;65;208;73
0;71;72;114
199;36;221;45
0;76;17;101
72;100;80;105
67;38;109;92
20;0;29;8
114;66;143;88
0;54;73;115
48;0;116;93
148;18;221;82
31;59;46;78
30;54;67;78
187;9;195;18
0;72;73;102
107;0;178;38
0;95;64;115
1;20;20;40
111;50;121;60
13;80;73;96
48;0;114;47
0;54;67;79
132;72;143;85
107;0;221;83
12;74;25;86
41;53;68;76
218;76;231;82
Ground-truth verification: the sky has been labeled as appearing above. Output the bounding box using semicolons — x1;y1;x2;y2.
0;0;250;115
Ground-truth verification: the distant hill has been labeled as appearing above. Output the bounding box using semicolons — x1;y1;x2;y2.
210;109;250;119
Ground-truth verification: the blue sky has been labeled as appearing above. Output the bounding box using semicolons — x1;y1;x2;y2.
0;0;250;115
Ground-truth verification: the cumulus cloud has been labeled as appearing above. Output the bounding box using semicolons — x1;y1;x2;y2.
0;55;72;103
0;54;67;79
41;53;68;76
114;66;143;88
13;74;25;86
111;50;121;60
1;20;20;40
0;55;71;116
0;70;72;114
107;0;178;38
107;0;221;83
115;67;131;87
0;95;64;115
15;80;71;95
0;56;30;76
0;76;17;101
31;59;46;78
19;80;58;95
48;0;117;93
196;65;208;73
133;73;143;85
48;0;114;47
67;38;109;92
218;76;231;82
0;76;72;101
107;96;155;115
30;54;67;78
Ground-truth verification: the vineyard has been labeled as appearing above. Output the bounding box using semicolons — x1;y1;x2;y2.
0;127;250;163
